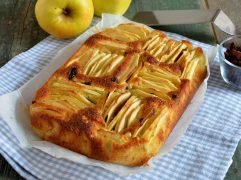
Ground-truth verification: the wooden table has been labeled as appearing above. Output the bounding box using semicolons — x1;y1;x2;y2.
0;0;241;179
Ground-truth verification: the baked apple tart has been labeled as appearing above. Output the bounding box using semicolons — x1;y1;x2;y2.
30;24;207;166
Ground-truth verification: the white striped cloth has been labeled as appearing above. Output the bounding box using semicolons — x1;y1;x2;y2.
1;22;241;180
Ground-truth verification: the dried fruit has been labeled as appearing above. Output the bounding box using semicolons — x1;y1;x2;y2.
224;43;241;66
68;67;77;80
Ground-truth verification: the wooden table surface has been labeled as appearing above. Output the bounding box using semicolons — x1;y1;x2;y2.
0;0;241;179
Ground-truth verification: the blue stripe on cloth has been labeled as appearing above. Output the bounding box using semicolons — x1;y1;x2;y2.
0;149;36;180
0;30;241;180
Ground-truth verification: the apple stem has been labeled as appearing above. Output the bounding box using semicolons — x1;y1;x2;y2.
63;8;70;15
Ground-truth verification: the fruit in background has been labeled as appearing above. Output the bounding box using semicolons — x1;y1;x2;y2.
93;0;131;17
35;0;94;39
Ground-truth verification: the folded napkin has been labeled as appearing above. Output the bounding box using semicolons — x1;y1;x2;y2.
0;18;241;180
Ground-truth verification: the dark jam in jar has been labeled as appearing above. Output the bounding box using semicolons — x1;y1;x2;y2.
224;42;241;66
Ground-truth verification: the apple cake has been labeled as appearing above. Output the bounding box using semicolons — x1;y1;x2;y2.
30;23;207;166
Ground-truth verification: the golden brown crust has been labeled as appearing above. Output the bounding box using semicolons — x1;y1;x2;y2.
30;23;207;166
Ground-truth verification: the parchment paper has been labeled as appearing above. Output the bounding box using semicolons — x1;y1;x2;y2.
0;14;217;176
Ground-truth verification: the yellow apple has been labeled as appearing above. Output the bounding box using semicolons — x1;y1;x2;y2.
35;0;94;39
93;0;131;17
